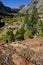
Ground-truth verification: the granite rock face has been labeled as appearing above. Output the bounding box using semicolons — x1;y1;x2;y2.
0;38;43;65
19;0;43;14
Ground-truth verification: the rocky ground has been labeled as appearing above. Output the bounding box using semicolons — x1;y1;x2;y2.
0;38;43;65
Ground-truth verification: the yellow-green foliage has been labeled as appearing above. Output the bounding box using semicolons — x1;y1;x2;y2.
24;30;33;40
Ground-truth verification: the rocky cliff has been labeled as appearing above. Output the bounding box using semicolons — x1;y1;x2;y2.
19;0;43;14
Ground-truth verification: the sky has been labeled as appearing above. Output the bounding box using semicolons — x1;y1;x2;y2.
0;0;32;8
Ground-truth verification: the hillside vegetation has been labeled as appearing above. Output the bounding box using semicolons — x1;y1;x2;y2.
0;6;43;43
0;1;43;65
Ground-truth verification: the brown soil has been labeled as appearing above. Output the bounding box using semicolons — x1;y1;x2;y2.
0;38;43;65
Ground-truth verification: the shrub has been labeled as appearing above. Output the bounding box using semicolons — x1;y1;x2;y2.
24;30;33;40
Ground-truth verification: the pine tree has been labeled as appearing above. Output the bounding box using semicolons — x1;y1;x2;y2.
24;6;39;39
28;6;38;35
7;30;15;42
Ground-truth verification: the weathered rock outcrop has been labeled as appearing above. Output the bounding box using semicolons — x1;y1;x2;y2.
19;0;43;14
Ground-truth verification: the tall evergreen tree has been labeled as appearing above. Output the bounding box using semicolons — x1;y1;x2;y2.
24;6;39;39
28;6;38;35
7;30;15;42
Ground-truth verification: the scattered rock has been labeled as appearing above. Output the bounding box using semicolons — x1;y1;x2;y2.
0;38;43;65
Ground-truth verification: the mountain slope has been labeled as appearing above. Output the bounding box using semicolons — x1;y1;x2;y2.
0;1;20;13
19;0;43;14
0;1;12;13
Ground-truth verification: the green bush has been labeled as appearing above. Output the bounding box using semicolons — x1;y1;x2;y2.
15;27;25;40
7;30;15;42
24;30;33;40
36;20;43;37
